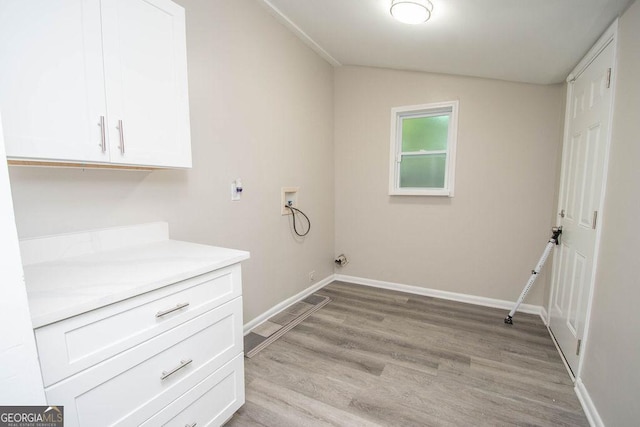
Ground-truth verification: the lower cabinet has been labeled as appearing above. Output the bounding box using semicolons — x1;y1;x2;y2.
35;270;245;426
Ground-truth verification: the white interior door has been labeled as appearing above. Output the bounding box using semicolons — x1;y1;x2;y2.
549;39;615;375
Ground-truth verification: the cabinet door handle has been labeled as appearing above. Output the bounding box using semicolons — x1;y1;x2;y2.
160;359;192;381
117;119;125;154
185;423;197;427
99;116;106;153
155;302;190;318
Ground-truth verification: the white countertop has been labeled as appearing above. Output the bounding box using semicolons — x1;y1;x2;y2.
22;223;250;328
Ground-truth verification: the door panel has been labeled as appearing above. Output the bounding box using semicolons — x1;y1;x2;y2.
567;251;586;334
549;41;614;374
101;0;191;168
0;0;108;162
553;243;568;312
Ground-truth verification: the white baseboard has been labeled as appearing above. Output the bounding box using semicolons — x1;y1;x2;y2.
244;273;544;335
334;274;544;317
540;306;549;326
243;274;336;335
575;378;604;427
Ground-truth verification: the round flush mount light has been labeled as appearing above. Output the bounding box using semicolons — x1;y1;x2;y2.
390;0;433;25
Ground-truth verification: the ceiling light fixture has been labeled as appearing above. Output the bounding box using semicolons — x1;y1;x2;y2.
390;0;433;25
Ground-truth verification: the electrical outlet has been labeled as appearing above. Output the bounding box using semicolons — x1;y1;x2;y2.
309;271;315;283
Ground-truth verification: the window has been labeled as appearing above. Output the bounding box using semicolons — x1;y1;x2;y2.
389;101;458;196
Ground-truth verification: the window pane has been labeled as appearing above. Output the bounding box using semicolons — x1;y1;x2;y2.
400;154;446;188
401;115;449;152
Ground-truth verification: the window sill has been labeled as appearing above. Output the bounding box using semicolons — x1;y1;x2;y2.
389;188;453;197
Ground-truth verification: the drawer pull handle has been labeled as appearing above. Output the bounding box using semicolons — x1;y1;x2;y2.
160;359;192;381
156;302;190;318
185;423;197;427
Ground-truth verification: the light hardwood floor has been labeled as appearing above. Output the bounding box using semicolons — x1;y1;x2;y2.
227;282;588;426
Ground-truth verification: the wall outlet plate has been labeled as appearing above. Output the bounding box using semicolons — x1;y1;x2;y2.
281;186;299;215
231;182;241;201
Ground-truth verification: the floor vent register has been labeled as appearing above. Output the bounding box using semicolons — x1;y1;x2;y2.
244;293;331;358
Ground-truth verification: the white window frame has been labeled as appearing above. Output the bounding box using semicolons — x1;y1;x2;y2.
389;100;459;197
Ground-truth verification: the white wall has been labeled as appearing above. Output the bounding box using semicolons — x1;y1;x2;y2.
7;0;335;323
0;116;45;404
334;67;564;305
580;1;640;424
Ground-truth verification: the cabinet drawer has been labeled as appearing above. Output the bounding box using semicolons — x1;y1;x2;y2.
45;297;243;427
36;264;241;386
140;354;244;427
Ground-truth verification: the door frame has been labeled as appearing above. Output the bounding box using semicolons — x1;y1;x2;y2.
0;114;46;403
547;19;619;380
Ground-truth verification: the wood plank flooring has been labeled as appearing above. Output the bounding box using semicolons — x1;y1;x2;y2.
227;282;588;426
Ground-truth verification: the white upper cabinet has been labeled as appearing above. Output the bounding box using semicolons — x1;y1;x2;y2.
101;0;191;168
0;0;192;169
0;0;108;163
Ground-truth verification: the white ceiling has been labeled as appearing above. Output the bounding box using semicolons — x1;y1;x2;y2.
259;0;632;84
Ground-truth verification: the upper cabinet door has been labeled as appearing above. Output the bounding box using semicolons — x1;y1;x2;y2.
0;0;109;163
101;0;192;168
